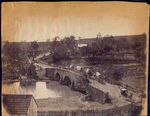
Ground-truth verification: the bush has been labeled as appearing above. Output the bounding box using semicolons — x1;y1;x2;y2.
112;69;123;81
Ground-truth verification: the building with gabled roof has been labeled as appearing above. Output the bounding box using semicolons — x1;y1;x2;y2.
2;94;38;116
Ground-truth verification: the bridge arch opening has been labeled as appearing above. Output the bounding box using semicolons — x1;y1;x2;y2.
63;76;71;86
55;73;60;82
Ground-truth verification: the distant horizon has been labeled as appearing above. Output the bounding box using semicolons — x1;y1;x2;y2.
2;33;146;43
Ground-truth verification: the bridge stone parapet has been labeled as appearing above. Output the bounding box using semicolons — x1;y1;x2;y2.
45;67;82;89
86;84;109;103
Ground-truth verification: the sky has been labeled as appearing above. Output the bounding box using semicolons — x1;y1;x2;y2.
2;2;149;42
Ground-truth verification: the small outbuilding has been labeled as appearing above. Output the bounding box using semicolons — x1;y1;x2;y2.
2;94;38;116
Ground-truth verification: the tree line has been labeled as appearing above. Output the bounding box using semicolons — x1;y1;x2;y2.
2;33;146;79
50;33;146;65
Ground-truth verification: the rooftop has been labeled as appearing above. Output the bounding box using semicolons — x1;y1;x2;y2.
2;94;37;115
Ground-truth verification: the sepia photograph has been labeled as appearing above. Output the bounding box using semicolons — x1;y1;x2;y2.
1;2;149;116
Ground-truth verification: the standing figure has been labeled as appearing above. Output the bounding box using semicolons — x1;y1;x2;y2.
89;68;94;79
95;71;101;82
92;73;96;84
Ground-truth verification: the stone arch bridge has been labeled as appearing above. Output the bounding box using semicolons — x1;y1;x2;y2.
45;67;111;103
45;67;84;90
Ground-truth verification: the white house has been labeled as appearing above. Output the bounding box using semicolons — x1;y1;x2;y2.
78;44;87;48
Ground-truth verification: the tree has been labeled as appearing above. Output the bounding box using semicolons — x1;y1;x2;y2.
55;36;61;41
85;43;99;58
27;41;39;61
31;41;39;50
50;37;60;53
50;37;70;60
103;45;113;53
132;33;146;65
2;41;20;60
91;43;99;57
80;46;88;56
97;33;102;38
112;69;123;81
27;62;37;80
2;41;30;79
62;36;76;54
101;36;115;46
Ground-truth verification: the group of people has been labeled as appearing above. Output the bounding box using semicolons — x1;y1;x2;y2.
68;64;102;83
57;64;103;84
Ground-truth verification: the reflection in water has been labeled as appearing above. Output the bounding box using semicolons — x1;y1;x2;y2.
2;82;61;99
19;82;36;97
20;81;36;87
2;81;83;99
46;81;83;98
35;82;61;99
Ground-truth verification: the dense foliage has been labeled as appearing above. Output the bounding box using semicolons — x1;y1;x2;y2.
49;33;147;65
27;41;39;60
132;33;146;65
2;41;30;79
50;36;76;60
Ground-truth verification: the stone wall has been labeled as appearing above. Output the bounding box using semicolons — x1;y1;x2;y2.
45;68;54;80
85;84;109;103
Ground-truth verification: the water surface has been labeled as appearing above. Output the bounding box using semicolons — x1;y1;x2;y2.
2;81;83;99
